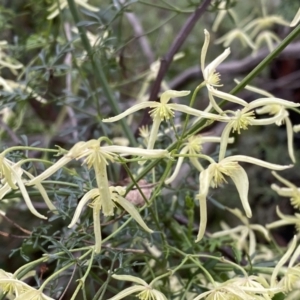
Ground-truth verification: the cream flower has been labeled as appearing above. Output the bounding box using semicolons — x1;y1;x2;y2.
266;206;300;232
103;90;225;150
165;135;234;185
47;0;99;19
107;274;167;300
253;30;281;54
215;28;256;50
196;155;292;242
28;139;169;216
68;186;153;253
210;207;270;257
270;236;300;293
290;8;300;27
200;30;253;116
218;97;300;161
236;82;297;163
244;15;290;38
0;157;55;219
271;171;300;209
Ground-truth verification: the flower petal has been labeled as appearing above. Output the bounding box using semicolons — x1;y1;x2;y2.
112;274;148;286
102;102;157;123
107;285;145;300
114;194;153;233
68;189;99;228
160;90;190;104
228;164;252;218
223;155;293;170
195;166;215;242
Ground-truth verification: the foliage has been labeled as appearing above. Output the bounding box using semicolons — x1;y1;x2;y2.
0;0;300;299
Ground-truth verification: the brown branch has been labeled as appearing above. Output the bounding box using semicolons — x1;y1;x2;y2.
169;41;300;89
136;0;213;132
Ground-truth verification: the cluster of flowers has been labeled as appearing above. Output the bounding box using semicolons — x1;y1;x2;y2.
1;27;300;298
1;1;300;298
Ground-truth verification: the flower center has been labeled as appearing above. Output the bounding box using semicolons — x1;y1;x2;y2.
137;286;155;300
230;110;255;134
150;103;174;121
211;162;239;188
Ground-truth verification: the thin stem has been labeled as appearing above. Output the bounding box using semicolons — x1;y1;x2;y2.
230;23;300;95
66;0;136;146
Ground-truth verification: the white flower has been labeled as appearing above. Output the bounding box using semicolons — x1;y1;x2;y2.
196;155;292;242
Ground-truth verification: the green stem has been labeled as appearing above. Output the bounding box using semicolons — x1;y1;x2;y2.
39;248;93;291
66;0;136;146
230;23;300;95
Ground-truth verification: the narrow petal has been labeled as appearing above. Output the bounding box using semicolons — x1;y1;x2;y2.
196;166;214;242
77;0;99;11
272;171;296;190
208;90;224;114
94;159;114;216
290;8;300;26
250;224;270;241
223;155;293;170
190;157;204;172
27;157;72;186
160;90;190;104
248;230;256;256
285;117;296;163
218;123;234;161
229;164;252;218
271;236;297;287
23;170;57;213
168;103;228;121
211;225;245;237
247;98;300;111
152;289;168;300
112;274;148;286
103;146;169;158
114;194;153;233
68;189;98;227
13;169;47;219
271;184;294;197
102;102;156;123
208;86;248;106
93;206;102;253
204;48;231;80
147;117;161;150
201;29;210;73
165;146;188;184
107;286;145;300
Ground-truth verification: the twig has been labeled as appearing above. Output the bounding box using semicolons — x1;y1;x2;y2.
0;212;32;235
169;41;300;89
58;264;77;300
123;4;154;64
64;22;78;141
0;118;21;144
137;0;212;131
